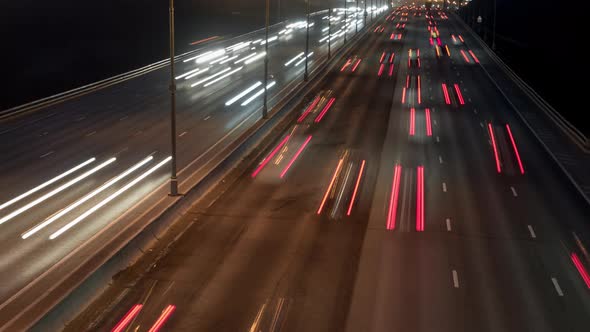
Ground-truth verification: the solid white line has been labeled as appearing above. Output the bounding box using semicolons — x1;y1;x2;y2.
510;186;518;197
527;225;537;239
442;182;447;192
452;270;459;288
0;158;95;211
40;151;54;158
551;277;564;296
446;218;452;231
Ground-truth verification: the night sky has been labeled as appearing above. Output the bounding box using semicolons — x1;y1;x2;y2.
0;0;585;134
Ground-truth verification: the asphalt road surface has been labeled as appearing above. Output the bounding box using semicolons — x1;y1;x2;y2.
67;5;590;332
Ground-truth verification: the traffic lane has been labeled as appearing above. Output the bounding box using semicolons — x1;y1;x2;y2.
83;18;393;332
0;18;349;200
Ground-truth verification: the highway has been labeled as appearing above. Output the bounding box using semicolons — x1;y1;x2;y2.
66;5;590;332
0;6;390;327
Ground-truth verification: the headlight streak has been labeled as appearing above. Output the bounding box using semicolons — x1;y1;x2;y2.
184;67;209;80
294;52;313;66
209;55;229;65
175;68;201;80
225;81;263;106
244;52;266;65
0;158;116;225
240;81;276;106
22;156;154;239
284;52;305;66
190;67;232;87
196;49;225;63
234;52;258;64
183;51;212;63
219;55;239;64
49;157;172;239
0;158;95;212
203;67;243;87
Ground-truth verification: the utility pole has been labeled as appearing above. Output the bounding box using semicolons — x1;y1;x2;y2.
263;0;270;118
168;0;178;196
304;0;310;81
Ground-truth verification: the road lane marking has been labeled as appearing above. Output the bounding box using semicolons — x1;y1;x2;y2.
204;115;211;121
436;136;440;143
85;131;96;137
551;277;564;296
433;120;438;126
442;182;447;192
480;122;484;128
473;108;478;114
179;131;188;137
439;156;443;164
134;130;143;136
119;116;128;121
446;218;452;231
527;225;537;238
510;186;518;197
40;151;54;158
452;270;459;288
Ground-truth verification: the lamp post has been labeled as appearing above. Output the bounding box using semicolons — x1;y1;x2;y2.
168;0;178;196
356;0;359;33
328;7;332;58
364;0;367;27
344;0;347;43
263;0;270;118
304;0;310;81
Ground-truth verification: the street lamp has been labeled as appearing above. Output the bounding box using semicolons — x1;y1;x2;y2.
168;0;178;196
304;0;310;81
263;0;270;118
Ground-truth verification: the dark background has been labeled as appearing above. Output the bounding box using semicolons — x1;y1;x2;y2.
0;0;585;135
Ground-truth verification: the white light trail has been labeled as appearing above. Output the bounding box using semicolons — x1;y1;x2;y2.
203;67;243;87
175;68;201;80
234;52;258;64
259;36;278;45
196;49;225;64
244;52;266;65
322;27;329;32
240;81;276;106
183;51;212;63
294;52;313;66
21;156;153;239
49;157;171;240
284;52;305;66
0;158;95;212
225;81;263;106
190;67;232;87
0;158;116;225
219;55;239;64
209;55;229;65
184;67;209;80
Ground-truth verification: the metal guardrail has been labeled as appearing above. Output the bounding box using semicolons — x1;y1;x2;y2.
452;14;589;153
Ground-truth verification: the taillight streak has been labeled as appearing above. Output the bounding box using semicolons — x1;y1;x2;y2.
389;53;395;63
390;33;395;40
425;108;432;136
416;166;425;232
317;159;344;214
417;75;422;104
442;83;450;105
402;87;407;104
298;96;321;123
387;165;402;230
406;75;410;88
454;84;465;105
488;124;502;173
147;305;176;332
409;108;416;136
251;135;290;177
445;45;451;56
352;59;362;72
505;124;525;174
341;59;351;72
460;50;470;63
379;52;386;63
378;64;385;76
458;35;464;42
388;64;395;76
280;135;312;178
314;97;336;123
112;304;143;332
346;160;366;216
571;253;590;288
452;34;457;43
469;50;480;63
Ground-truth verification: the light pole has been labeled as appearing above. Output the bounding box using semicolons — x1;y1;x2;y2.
263;0;270;118
328;7;332;58
344;0;347;43
168;0;178;196
492;0;497;50
356;0;359;33
364;0;367;27
304;0;310;81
